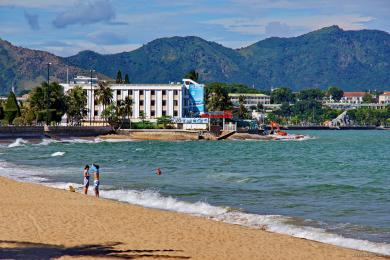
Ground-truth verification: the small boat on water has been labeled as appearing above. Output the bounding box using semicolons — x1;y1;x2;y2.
268;121;305;140
271;132;306;140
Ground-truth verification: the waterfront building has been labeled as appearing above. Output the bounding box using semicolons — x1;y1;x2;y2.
378;92;390;104
340;92;366;104
228;93;271;109
323;102;387;110
61;77;205;122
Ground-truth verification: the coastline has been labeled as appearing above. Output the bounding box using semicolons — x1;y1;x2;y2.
0;176;386;259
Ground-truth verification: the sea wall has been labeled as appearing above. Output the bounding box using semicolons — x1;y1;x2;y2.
0;126;45;139
47;126;112;137
0;126;112;139
116;129;200;141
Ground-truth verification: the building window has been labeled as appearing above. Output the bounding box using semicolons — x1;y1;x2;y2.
117;100;121;106
162;90;166;95
162;110;166;116
162;100;166;106
151;90;155;95
151;100;155;106
140;100;144;106
129;90;133;95
117;90;121;95
174;90;178;95
140;90;144;95
174;100;178;106
94;111;98;116
174;111;178;117
151;110;155;117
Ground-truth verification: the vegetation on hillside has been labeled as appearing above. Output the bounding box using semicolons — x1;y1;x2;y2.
2;26;389;94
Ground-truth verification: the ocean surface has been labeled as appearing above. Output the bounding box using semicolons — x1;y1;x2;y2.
0;130;389;255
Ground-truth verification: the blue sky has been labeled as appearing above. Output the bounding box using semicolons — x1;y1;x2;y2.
0;0;389;57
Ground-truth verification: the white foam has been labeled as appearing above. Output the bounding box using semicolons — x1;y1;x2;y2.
99;189;390;256
0;161;48;183
276;134;316;141
8;138;28;148
101;138;137;143
51;151;65;157
35;139;58;146
101;189;226;216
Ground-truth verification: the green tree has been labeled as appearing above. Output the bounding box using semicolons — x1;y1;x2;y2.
275;102;291;117
362;93;374;103
238;95;249;119
95;81;113;113
206;84;232;111
124;74;130;84
256;102;264;112
65;86;88;125
139;111;146;123
205;82;261;94
101;103;120;128
291;100;323;123
184;70;199;81
297;88;324;101
327;86;344;102
271;87;295;104
157;115;172;129
122;95;133;128
3;91;21;124
116;70;123;83
28;82;67;124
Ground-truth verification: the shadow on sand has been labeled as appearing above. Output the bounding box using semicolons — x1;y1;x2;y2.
0;240;190;259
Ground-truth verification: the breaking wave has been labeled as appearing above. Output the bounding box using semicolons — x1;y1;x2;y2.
51;151;65;157
8;138;29;148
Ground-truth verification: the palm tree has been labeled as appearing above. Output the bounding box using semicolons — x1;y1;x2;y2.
95;81;113;122
206;85;232;111
123;95;133;128
184;70;199;81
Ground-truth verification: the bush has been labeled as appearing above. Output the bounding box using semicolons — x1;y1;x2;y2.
22;110;36;125
0;119;9;126
12;117;24;126
36;109;58;123
132;121;157;129
3;92;21;124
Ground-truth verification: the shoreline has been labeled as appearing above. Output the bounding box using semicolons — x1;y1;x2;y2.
0;176;388;259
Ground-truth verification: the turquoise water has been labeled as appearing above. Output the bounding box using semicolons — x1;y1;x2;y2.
0;131;389;254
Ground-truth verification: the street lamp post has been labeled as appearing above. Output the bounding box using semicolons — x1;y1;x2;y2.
90;69;95;126
46;62;51;125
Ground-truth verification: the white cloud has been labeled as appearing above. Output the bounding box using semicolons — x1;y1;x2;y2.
204;14;374;36
52;0;115;28
0;0;77;8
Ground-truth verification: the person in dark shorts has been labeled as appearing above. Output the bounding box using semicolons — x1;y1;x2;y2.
83;165;90;195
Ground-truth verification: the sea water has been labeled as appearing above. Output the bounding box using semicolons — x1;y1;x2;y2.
0;130;389;255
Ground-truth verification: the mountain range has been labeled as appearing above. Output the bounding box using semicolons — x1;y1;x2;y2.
0;25;389;95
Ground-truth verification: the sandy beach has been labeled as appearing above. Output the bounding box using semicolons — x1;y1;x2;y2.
0;177;386;259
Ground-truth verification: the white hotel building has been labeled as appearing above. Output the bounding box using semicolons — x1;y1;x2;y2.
61;76;205;122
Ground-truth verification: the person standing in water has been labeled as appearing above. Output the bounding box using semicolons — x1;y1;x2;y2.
90;164;100;198
83;165;90;195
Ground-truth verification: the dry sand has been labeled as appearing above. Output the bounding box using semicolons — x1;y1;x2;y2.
0;177;386;260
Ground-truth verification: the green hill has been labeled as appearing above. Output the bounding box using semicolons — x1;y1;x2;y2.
0;39;96;94
0;26;389;94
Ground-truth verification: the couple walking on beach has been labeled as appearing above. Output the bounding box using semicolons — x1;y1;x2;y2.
83;164;100;197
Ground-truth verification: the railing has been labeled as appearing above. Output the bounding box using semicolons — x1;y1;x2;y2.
223;122;237;131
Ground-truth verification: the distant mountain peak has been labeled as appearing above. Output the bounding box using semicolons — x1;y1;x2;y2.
1;26;390;93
